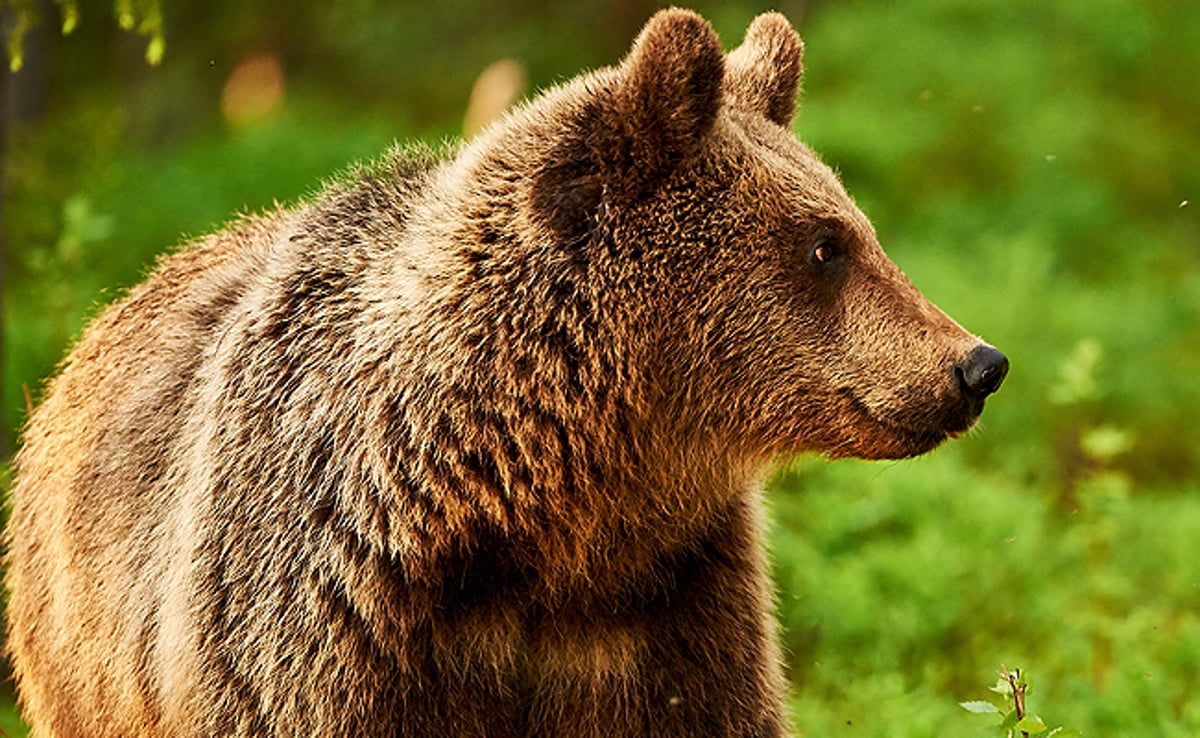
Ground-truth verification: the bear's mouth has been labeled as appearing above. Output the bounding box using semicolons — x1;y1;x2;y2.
837;388;982;460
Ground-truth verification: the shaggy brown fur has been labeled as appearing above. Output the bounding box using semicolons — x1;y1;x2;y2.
6;9;1006;737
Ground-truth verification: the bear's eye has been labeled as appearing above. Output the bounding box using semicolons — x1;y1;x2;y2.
809;236;844;267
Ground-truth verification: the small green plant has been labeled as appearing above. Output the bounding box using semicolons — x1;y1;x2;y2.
960;666;1080;737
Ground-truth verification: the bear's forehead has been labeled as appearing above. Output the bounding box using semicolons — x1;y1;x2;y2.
717;113;867;230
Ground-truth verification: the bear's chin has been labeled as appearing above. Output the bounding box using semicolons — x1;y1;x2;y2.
824;429;950;461
824;391;984;460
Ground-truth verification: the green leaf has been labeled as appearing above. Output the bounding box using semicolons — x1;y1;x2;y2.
1081;424;1136;462
7;45;24;73
6;8;32;73
998;710;1019;734
1048;338;1103;406
1017;715;1048;733
960;700;1002;715
144;34;165;66
56;0;79;34
990;678;1014;697
116;0;135;29
1045;729;1081;738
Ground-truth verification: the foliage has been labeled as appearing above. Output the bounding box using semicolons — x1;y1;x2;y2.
770;448;1200;736
1;0;164;71
960;667;1079;737
3;0;1200;735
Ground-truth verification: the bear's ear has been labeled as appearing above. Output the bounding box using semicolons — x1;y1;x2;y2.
723;13;804;127
607;8;725;181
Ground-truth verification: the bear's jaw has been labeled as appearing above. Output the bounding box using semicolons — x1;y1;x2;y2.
822;386;984;461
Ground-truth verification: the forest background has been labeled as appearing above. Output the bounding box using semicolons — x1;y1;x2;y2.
2;0;1199;735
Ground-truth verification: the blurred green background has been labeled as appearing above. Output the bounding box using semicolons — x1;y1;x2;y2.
2;0;1199;735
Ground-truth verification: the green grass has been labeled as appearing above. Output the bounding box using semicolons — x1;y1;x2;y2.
769;450;1200;736
0;692;28;737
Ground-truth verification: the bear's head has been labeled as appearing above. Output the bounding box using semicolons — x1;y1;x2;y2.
454;9;1006;464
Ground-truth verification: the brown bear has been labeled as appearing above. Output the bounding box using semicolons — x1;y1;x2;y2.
5;8;1007;738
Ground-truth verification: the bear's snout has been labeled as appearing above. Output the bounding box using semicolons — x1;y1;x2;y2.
956;344;1009;399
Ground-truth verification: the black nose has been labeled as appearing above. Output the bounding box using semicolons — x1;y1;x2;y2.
957;345;1008;398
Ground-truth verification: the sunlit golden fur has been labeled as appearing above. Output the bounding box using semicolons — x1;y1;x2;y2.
6;9;1001;737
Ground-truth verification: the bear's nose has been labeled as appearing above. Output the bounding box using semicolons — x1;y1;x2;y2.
957;345;1008;398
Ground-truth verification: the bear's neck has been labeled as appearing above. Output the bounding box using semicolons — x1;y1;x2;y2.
305;157;761;600
347;337;757;601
